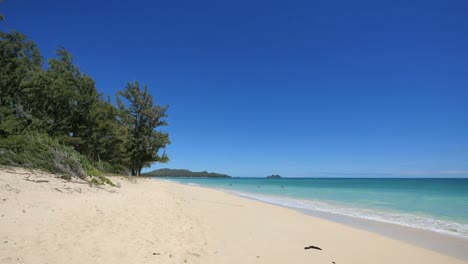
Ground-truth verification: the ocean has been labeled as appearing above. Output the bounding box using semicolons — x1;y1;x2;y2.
157;177;468;239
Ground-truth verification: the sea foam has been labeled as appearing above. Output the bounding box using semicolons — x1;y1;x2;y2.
228;190;468;239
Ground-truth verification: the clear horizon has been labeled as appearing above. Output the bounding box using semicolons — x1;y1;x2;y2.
2;0;467;178
148;168;468;178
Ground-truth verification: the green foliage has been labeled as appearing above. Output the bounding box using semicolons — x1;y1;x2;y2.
0;31;42;137
0;133;56;172
0;133;114;185
21;48;100;140
89;174;115;187
0;105;24;137
0;31;42;107
86;98;128;166
117;81;170;176
0;29;170;180
95;161;128;175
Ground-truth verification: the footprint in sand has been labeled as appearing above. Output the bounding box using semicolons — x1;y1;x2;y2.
1;184;21;194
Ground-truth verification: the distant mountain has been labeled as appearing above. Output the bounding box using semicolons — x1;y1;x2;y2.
144;168;231;178
266;174;282;179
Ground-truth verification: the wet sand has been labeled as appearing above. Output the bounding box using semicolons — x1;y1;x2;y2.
1;167;466;264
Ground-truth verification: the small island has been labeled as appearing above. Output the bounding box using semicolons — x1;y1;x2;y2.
144;168;231;178
266;174;282;179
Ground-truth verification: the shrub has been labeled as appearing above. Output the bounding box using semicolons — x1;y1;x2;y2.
0;132;114;186
0;133;57;172
94;160;128;175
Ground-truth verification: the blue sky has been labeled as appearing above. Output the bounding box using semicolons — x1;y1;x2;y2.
2;0;467;177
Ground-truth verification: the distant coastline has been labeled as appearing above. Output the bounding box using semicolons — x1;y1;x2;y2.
266;174;282;179
144;168;231;178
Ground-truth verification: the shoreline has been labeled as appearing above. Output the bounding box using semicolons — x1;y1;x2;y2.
2;168;467;264
301;205;468;260
160;179;468;262
158;179;468;263
162;177;468;240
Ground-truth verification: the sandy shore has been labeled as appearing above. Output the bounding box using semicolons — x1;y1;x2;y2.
1;168;466;264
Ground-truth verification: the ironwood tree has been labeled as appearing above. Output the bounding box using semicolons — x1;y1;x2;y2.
117;81;169;176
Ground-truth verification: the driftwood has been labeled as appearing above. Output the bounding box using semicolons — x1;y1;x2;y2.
24;176;49;183
304;245;322;250
26;179;49;183
7;171;30;175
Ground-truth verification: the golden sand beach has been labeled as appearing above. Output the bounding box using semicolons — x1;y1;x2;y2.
1;168;466;264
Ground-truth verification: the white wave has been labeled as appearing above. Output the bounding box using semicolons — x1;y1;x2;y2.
227;190;468;239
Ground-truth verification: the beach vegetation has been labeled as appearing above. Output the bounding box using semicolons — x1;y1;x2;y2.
0;29;169;183
117;82;170;176
0;132;110;185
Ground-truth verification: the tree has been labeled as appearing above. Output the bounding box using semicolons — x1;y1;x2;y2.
87;96;127;166
1;28;170;177
0;31;42;105
117;81;169;176
0;30;42;136
21;48;101;143
0;0;5;22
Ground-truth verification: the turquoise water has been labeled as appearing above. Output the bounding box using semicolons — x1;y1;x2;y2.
158;177;468;238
